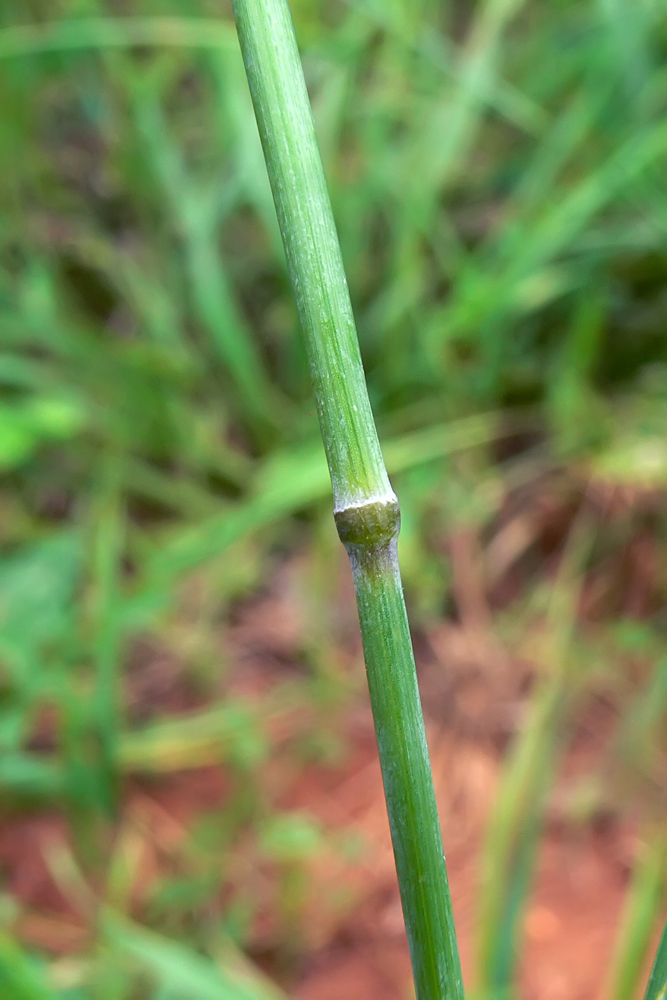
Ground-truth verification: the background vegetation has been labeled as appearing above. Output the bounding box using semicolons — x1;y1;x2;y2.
0;0;666;997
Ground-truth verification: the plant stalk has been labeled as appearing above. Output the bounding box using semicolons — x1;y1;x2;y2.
231;1;464;997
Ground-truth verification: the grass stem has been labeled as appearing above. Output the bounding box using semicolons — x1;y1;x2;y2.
231;1;464;997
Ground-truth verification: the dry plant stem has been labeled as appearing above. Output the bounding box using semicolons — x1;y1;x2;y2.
231;1;463;997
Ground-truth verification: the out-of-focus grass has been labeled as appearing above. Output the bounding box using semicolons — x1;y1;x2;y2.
0;0;666;997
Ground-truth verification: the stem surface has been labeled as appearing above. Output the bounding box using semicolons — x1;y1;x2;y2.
231;0;390;513
231;2;464;998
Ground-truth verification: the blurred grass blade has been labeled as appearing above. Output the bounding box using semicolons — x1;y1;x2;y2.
0;932;58;1000
614;656;667;777
598;0;653;102
608;834;667;1000
352;0;546;134
90;451;125;816
477;505;596;996
643;918;667;1000
118;702;268;773
0;532;81;684
406;0;530;215
126;79;283;438
477;675;564;995
102;911;285;1000
0;18;236;60
0;753;63;799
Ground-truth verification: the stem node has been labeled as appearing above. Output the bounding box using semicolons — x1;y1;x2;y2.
334;495;400;549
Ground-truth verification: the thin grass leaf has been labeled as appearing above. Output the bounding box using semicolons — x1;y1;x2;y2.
0;932;58;1000
0;753;63;799
477;505;597;996
101;911;285;1000
125;78;283;437
0;532;82;688
118;701;268;773
89;451;125;816
608;834;667;1000
350;0;547;135
0;18;237;61
644;919;667;1000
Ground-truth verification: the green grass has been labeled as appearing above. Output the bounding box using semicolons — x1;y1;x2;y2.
0;0;666;997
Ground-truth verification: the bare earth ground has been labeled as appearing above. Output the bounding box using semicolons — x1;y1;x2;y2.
0;550;658;1000
0;711;638;1000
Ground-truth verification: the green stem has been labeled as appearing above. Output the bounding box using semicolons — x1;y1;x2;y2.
231;1;464;997
231;0;389;512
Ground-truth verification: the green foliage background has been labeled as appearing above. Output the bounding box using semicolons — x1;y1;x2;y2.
0;1;666;997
